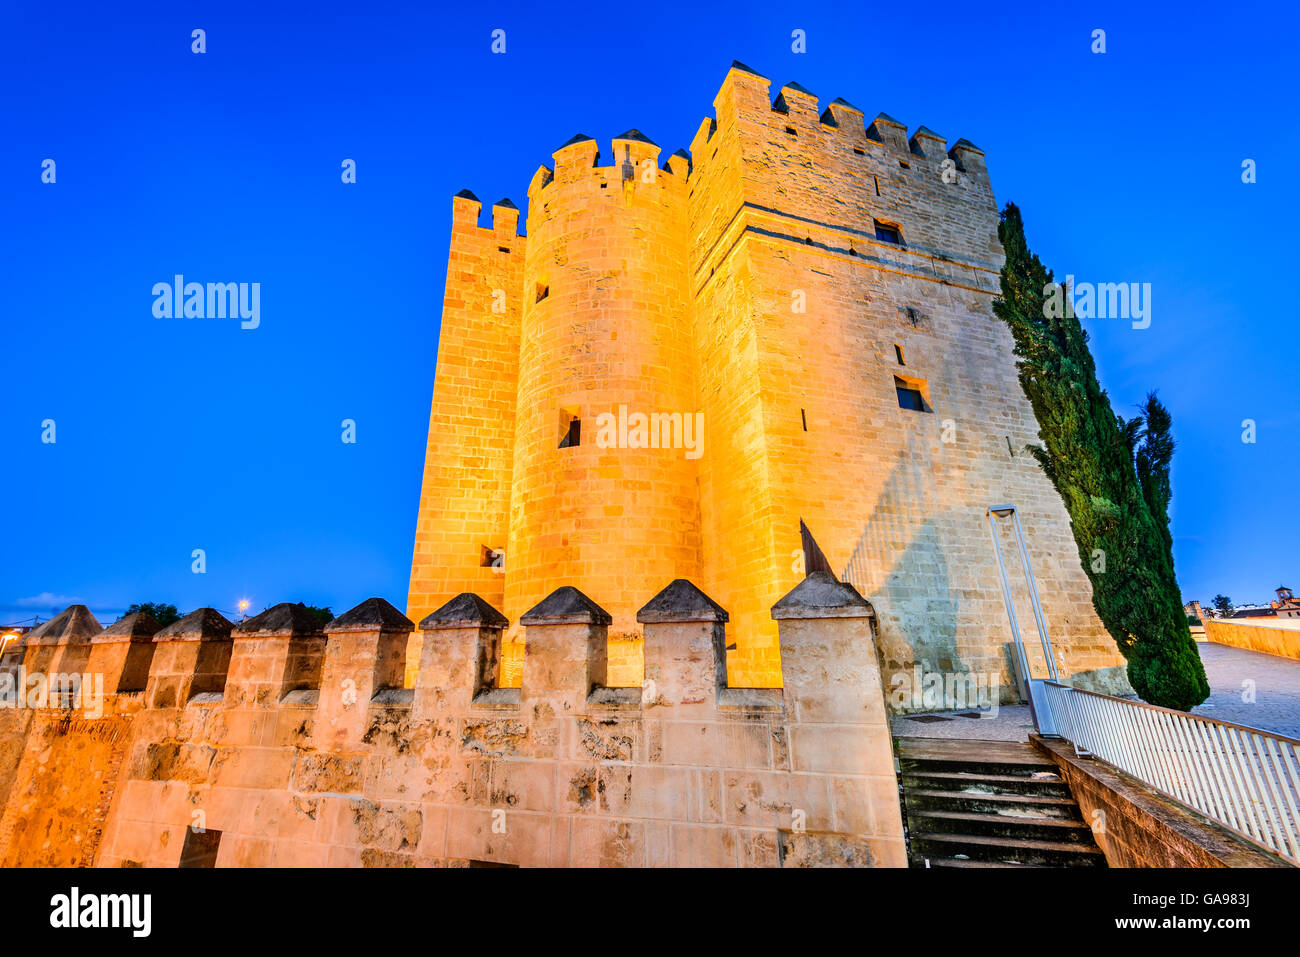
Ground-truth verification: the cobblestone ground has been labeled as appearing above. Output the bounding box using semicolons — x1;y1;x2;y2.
889;641;1300;741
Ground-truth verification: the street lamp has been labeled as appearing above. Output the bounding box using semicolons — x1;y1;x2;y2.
237;599;250;622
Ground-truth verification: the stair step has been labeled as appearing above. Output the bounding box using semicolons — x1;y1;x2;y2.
898;757;1058;777
908;831;1106;868
908;809;1094;843
899;770;1070;796
896;737;1056;767
903;787;1081;818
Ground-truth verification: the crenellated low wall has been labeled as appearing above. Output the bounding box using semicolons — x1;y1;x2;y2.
1204;618;1300;661
0;573;905;868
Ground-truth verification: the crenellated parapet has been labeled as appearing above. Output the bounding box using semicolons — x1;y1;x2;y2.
0;577;905;868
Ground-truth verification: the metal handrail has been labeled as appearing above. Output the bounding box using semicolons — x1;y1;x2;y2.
1042;680;1300;865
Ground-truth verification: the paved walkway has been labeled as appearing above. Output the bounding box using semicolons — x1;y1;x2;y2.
888;641;1300;742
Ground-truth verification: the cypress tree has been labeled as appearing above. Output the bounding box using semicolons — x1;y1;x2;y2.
992;203;1208;710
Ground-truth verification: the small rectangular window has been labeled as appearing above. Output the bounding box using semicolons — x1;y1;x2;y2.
894;375;930;413
535;283;549;303
785;126;797;136
801;408;808;431
899;160;910;169
498;246;510;253
854;147;865;155
874;221;902;244
896;385;926;411
894;345;906;366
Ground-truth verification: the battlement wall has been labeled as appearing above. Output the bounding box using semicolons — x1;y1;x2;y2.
0;576;905;868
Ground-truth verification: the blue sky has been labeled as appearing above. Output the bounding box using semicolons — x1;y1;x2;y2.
2;0;1296;624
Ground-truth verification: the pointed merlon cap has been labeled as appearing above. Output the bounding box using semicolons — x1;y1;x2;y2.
950;137;984;155
493;197;518;209
557;133;595;149
326;597;413;634
912;125;945;141
729;59;767;79
771;571;873;620
520;586;612;626
453;188;481;202
830;96;864;114
25;605;102;645
233;601;327;636
636;579;729;624
420;593;509;630
155;607;233;642
94;611;162;644
781;81;816;98
613;129;657;146
873;112;906;128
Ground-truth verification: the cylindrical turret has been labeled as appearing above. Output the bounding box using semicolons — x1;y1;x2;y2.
502;131;701;686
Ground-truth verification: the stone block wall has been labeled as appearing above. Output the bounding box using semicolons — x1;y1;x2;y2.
406;60;1128;703
0;575;905;868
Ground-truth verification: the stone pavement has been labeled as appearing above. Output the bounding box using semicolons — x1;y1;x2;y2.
889;641;1300;742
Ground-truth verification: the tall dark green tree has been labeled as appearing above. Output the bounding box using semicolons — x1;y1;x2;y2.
993;203;1208;710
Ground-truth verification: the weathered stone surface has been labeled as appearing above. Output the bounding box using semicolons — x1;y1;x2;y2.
520;587;612;626
25;604;101;646
419;593;508;630
327;597;413;633
637;579;729;624
156;608;233;641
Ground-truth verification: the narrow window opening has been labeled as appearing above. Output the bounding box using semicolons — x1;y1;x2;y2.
874;220;902;245
179;828;222;868
873;176;881;196
899;160;910;169
600;182;608;189
535;283;549;303
1006;435;1015;457
854;147;865;155
785;126;797;136
498;246;510;253
801;408;808;431
479;545;501;568
558;410;581;448
894;344;906;366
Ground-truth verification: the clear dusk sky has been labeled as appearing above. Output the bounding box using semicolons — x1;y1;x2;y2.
2;0;1297;625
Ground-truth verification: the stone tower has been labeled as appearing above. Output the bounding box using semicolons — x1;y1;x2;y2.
407;61;1129;700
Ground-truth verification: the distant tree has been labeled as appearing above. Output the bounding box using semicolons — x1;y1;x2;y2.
303;605;333;626
1212;595;1234;617
992;202;1208;711
123;602;182;627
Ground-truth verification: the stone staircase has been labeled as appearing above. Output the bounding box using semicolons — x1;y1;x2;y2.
896;737;1106;868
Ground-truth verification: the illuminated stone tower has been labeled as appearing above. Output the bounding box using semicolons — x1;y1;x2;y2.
408;61;1129;699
